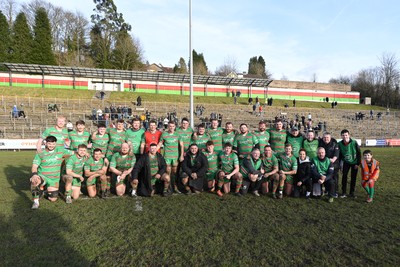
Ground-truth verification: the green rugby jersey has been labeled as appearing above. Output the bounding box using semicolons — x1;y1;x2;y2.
286;134;304;158
222;130;236;146
110;152;136;170
90;133;109;153
84;157;105;172
66;154;87;176
233;132;258;157
176;127;194;151
219;152;239;173
311;157;331;176
41;127;68;148
33;147;74;180
207;127;224;152
277;152;298;172
253;130;270;152
240;157;262;177
160;131;181;159
268;128;287;153
149;154;159;176
191;133;211;151
204;150;219;174
302;139;319;159
125;128;145;154
68;130;90;151
106;128;126;157
262;154;279;173
338;139;360;165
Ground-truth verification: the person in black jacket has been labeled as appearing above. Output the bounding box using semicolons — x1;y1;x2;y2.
181;144;208;194
318;132;340;197
131;143;170;197
294;149;312;199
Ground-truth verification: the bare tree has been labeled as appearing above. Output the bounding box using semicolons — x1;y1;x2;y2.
215;56;238;76
0;0;18;25
378;52;400;107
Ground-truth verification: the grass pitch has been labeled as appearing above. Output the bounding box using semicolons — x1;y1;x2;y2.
0;149;399;266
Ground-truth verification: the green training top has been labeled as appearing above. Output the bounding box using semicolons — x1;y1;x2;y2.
125;128;145;154
68;130;90;151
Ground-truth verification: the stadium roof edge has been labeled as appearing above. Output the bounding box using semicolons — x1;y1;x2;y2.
0;63;273;88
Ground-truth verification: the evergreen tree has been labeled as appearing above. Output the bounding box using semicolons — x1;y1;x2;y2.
111;31;143;70
192;50;208;75
0;11;11;63
31;7;56;65
173;57;187;73
248;55;271;78
10;12;33;63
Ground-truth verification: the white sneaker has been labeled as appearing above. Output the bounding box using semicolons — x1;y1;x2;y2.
131;189;137;197
66;196;72;204
31;202;39;210
117;175;121;183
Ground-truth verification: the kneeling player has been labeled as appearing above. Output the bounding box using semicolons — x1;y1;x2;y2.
30;135;74;209
215;143;242;197
131;143;170;197
84;148;109;198
261;145;279;195
62;144;89;203
240;148;264;196
109;143;136;196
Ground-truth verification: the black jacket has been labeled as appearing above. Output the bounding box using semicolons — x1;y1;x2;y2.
295;157;311;183
131;153;167;197
181;151;208;191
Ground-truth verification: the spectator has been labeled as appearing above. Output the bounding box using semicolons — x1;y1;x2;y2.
248;97;253;105
19;104;26;118
12;105;18;118
293;99;296;107
100;91;105;100
97;108;103;120
66;120;74;132
137;96;142;106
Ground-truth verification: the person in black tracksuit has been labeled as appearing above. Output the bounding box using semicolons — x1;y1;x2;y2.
318;132;340;197
294;148;312;199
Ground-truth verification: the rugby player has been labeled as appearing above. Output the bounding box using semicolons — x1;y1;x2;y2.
36;116;68;152
215;143;242;197
109;143;136;196
84;148;109;198
276;143;298;198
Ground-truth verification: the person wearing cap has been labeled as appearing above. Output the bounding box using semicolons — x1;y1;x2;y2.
253;120;270;152
181;143;208;194
286;126;304;158
30;135;74;209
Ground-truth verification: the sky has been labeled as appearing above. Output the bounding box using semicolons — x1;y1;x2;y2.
23;0;400;82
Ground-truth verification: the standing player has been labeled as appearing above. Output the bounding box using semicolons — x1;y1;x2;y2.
90;123;109;154
67;120;91;151
191;123;211;152
286;126;304;158
109;143;136;196
30;136;74;209
268;119;287;153
261;145;279;195
126;117;145;157
207;119;224;153
360;150;380;203
338;129;361;198
36;116;68;152
84;148;109;198
302;130;319;159
221;121;237;146
276;143;298;198
106;119;126;160
63;144;89;204
157;121;184;193
253;120;270;152
215;143;242;197
203;141;219;192
140;120;162;154
233;123;259;161
131;143;171;197
176;118;194;153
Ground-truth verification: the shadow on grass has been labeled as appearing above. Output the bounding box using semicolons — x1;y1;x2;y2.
1;164;91;266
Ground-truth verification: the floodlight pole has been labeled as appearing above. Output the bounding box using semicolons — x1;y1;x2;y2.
189;0;194;128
